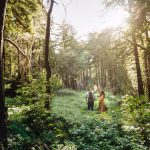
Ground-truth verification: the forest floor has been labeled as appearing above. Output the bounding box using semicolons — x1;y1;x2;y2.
51;89;120;123
7;89;147;150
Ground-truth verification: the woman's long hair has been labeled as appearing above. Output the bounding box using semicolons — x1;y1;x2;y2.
100;91;105;98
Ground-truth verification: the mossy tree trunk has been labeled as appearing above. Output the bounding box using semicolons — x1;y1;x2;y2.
0;0;8;149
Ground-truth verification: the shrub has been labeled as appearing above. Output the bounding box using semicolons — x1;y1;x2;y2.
69;119;145;150
15;75;62;105
8;105;73;149
121;96;150;147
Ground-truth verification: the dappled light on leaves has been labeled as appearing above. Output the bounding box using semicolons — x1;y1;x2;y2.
0;0;149;149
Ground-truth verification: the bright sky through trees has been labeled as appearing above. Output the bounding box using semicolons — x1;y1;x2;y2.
2;0;150;149
52;0;129;38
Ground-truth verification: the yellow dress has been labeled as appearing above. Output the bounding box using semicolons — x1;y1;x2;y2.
98;95;108;112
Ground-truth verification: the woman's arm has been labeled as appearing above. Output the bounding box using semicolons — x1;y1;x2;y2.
99;95;104;101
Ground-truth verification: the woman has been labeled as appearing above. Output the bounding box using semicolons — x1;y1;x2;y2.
98;91;108;113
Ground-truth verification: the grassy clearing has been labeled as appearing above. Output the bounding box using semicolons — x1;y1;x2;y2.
7;89;147;149
51;89;120;123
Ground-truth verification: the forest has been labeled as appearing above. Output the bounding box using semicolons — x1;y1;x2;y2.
0;0;150;149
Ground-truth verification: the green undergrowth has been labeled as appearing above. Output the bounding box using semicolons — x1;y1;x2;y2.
51;89;119;123
7;89;148;150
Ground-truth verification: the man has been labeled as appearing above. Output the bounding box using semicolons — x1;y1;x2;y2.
85;89;95;111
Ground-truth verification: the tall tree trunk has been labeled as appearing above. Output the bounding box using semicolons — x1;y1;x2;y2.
145;29;150;100
0;0;8;149
144;51;150;100
128;0;144;96
83;71;86;89
88;59;91;77
147;54;150;100
44;0;54;110
98;57;101;86
17;50;21;80
31;41;35;78
3;45;5;75
9;51;12;76
85;70;88;87
95;61;98;86
38;55;41;71
108;68;113;90
132;33;144;96
103;68;106;88
100;59;103;87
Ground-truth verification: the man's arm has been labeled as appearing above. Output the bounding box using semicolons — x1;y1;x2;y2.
93;93;96;100
85;92;88;100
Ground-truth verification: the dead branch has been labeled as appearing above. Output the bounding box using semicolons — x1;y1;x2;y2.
4;38;29;62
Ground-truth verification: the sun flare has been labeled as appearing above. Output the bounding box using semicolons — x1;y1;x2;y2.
100;6;129;29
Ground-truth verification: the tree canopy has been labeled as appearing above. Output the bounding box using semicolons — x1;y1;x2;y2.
0;0;149;149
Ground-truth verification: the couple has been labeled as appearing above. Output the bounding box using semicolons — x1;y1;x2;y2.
85;89;108;112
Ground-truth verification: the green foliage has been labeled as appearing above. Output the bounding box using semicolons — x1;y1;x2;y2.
15;75;62;105
51;89;101;123
51;90;148;149
56;89;76;96
121;96;150;146
8;121;32;150
16;79;47;105
52;90;121;123
70;119;144;150
22;106;72;135
8;105;73;149
5;0;41;33
48;75;62;93
7;90;149;149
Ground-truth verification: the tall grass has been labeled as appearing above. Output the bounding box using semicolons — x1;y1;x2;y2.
51;89;119;123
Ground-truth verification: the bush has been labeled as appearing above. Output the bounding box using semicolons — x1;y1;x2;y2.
15;75;62;105
121;96;150;147
69;119;145;150
8;89;149;150
8;106;73;149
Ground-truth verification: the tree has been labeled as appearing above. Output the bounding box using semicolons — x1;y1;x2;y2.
44;0;54;109
54;22;83;90
0;0;8;149
128;0;144;96
2;0;47;84
106;0;147;96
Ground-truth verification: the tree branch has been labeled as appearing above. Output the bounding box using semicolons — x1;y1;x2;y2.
4;38;29;62
125;38;148;51
44;143;50;150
